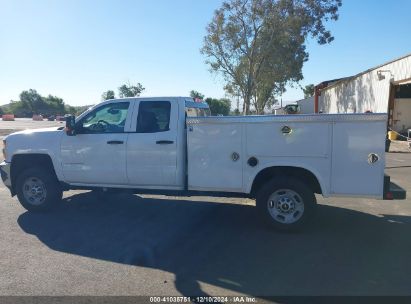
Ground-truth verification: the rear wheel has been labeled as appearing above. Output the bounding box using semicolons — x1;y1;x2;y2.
16;167;62;212
256;177;316;231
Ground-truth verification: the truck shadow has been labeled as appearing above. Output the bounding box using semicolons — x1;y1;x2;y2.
17;192;411;297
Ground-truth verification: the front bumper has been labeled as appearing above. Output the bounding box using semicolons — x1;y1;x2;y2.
0;161;12;189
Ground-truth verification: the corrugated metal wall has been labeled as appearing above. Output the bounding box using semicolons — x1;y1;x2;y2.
296;96;314;113
393;98;411;131
320;55;411;114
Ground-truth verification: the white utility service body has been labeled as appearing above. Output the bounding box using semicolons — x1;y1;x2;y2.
0;97;404;230
187;114;386;198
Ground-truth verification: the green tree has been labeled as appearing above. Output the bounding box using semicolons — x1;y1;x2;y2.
65;105;77;115
189;90;205;100
3;90;69;117
74;105;92;115
118;82;145;98
303;84;315;98
231;108;241;116
201;0;341;115
44;95;65;114
20;89;46;114
252;82;281;114
102;90;116;101
7;101;32;117
0;106;3;115
205;98;231;116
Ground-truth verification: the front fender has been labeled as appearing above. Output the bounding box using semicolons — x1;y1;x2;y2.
6;129;64;182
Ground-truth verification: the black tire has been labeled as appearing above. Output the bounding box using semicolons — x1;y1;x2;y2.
256;177;316;231
16;167;63;212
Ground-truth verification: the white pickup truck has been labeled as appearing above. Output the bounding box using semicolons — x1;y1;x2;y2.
0;97;405;230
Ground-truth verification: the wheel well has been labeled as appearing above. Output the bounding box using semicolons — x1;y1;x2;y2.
11;154;57;192
250;166;322;197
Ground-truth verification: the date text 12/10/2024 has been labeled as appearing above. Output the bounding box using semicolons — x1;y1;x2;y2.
149;296;257;303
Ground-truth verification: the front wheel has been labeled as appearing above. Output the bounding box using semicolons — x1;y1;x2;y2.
16;167;63;212
256;177;316;231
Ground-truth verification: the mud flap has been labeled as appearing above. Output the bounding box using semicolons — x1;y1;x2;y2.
384;175;406;200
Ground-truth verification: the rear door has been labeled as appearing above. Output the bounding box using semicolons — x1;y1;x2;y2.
126;99;179;188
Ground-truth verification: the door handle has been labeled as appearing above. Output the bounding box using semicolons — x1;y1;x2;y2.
156;140;174;145
107;140;124;145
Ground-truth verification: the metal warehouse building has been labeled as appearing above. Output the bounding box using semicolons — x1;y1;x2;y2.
316;53;411;132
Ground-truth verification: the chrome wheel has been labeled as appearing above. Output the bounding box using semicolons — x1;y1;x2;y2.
267;189;304;224
22;177;47;206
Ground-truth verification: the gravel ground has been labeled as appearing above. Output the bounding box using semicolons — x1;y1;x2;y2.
389;139;410;153
0;118;63;137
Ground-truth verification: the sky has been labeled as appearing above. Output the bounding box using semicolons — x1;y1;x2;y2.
1;0;411;107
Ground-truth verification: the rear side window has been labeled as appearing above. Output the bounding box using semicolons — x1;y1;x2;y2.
136;101;171;133
185;107;211;117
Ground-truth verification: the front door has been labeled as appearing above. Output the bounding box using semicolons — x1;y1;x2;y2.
126;99;178;188
61;101;131;185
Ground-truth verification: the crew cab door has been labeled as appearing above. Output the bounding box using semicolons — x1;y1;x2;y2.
126;99;179;188
60;101;132;185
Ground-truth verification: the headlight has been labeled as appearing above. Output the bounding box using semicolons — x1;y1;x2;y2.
2;139;6;160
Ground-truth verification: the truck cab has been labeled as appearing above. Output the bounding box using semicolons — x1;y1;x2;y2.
1;97;206;204
61;97;193;190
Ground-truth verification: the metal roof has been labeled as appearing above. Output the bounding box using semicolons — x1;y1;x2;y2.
320;52;411;91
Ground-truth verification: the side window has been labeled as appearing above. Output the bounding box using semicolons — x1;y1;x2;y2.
77;102;130;134
136;101;171;133
185;107;211;117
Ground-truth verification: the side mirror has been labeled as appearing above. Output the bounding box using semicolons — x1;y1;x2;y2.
65;115;76;136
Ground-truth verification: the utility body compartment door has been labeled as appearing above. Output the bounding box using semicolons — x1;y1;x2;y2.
187;122;243;192
330;119;386;198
